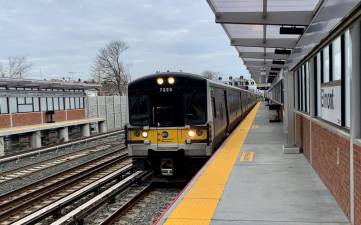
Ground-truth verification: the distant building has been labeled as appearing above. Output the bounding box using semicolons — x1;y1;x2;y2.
0;77;105;155
222;76;258;92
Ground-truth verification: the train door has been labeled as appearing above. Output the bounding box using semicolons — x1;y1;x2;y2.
152;92;179;148
223;90;230;134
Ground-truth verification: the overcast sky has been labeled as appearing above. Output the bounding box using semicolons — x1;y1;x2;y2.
0;0;249;80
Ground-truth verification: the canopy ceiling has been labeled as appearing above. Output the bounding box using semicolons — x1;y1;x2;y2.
207;0;361;84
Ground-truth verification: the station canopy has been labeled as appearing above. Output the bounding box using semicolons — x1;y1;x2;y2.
207;0;320;83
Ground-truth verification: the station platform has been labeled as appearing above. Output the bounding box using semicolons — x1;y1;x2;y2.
157;102;350;225
0;117;105;136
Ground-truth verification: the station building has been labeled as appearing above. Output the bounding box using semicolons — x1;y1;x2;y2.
158;1;361;225
0;78;106;155
209;0;360;223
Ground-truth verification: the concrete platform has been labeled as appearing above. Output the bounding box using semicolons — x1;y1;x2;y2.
0;117;105;136
157;102;350;225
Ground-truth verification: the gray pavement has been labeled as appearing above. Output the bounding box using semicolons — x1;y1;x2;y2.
211;103;350;225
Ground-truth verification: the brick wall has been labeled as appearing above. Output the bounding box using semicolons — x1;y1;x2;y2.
67;109;85;121
12;112;43;127
295;114;351;218
302;117;311;162
355;145;361;225
0;115;11;129
43;111;66;122
295;113;303;149
310;121;350;218
0;110;86;129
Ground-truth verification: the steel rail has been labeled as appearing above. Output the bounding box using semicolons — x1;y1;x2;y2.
0;158;132;225
0;147;127;217
0;129;124;163
98;184;153;225
51;172;152;225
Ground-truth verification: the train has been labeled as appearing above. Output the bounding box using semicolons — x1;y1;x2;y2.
126;72;260;180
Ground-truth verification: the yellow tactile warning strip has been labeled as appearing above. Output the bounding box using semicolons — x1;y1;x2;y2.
163;103;261;225
240;152;255;162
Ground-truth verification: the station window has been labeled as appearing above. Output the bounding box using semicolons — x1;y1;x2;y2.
33;97;40;112
75;97;80;109
344;31;351;127
0;97;8;114
316;53;322;117
70;97;75;109
65;97;70;109
59;98;65;110
47;97;54;111
306;62;310;113
41;97;47;111
322;46;330;83
80;97;84;108
54;97;59;110
16;97;34;113
332;37;342;81
313;30;351;127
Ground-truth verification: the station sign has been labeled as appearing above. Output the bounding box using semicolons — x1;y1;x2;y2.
320;81;341;126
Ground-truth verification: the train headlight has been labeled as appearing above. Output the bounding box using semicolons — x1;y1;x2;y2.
196;129;203;136
141;131;148;138
134;130;140;137
188;130;196;137
168;77;175;84
157;77;164;85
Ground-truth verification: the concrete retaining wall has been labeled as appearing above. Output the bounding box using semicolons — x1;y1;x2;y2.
86;96;127;131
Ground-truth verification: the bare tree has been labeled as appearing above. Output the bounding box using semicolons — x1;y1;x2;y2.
92;40;130;96
201;70;220;80
0;55;32;78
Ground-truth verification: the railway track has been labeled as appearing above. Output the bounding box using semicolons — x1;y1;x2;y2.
0;146;127;215
0;139;123;184
51;174;152;225
50;182;182;225
97;184;153;225
0;148;132;225
0;129;124;163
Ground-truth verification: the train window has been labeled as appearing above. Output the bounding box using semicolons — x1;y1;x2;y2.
153;92;179;127
129;95;150;126
212;97;217;118
219;103;224;119
184;90;207;125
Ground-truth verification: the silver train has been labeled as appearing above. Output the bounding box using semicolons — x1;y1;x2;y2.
126;72;260;179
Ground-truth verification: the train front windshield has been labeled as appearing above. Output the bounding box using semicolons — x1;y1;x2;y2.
129;89;207;127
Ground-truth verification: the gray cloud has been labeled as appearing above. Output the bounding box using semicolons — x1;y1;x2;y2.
0;0;249;80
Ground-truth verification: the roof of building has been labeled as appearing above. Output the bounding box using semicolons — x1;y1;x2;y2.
0;77;101;89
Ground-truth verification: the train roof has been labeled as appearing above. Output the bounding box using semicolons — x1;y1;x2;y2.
129;72;205;86
129;72;259;95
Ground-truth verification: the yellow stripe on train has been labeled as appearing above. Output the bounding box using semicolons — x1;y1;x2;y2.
129;128;207;145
